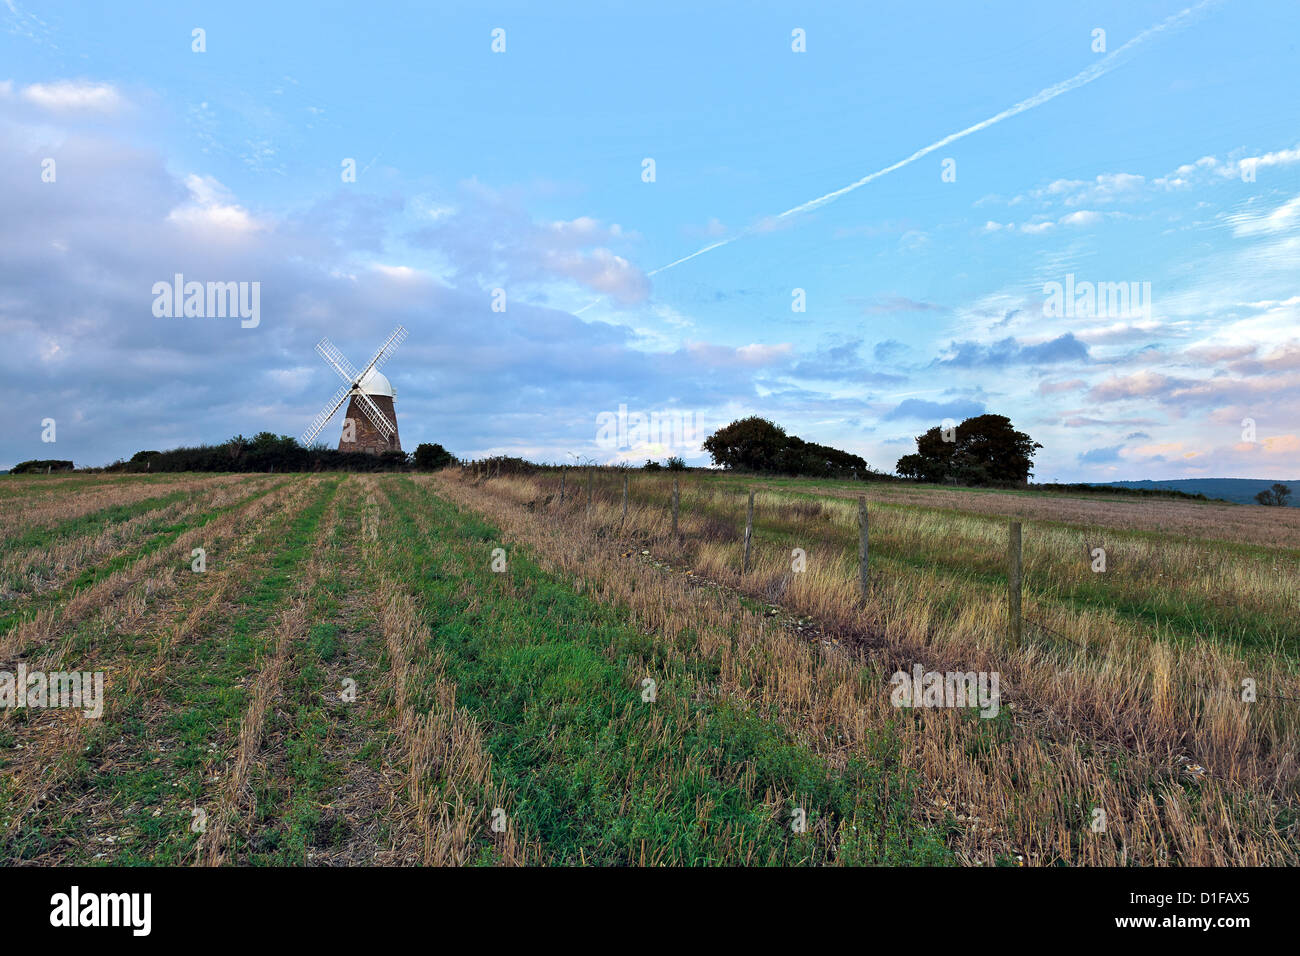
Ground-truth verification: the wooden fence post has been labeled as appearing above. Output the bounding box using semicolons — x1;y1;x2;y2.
858;496;869;599
586;467;593;514
671;478;679;536
560;467;565;503
622;474;629;524
1008;520;1023;648
743;490;754;573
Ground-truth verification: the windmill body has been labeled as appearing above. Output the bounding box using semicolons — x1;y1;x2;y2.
300;326;408;456
339;368;401;454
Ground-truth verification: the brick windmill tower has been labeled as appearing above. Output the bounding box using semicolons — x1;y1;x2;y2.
300;326;407;454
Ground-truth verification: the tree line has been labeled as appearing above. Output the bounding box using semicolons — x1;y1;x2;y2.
67;434;458;474
699;413;1041;487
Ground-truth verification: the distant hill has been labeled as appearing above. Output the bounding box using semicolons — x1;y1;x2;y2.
1093;478;1300;506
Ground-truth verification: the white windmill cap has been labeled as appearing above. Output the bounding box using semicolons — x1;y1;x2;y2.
358;368;394;398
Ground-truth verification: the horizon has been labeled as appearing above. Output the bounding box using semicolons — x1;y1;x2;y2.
2;1;1299;480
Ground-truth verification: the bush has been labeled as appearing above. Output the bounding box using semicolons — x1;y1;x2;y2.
1256;483;1292;507
10;459;74;474
413;442;455;470
102;434;411;473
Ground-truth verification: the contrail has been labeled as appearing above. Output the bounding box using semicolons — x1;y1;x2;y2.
618;0;1218;287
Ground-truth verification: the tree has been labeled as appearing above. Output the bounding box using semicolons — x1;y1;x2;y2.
413;442;454;470
895;414;1041;487
775;435;869;479
702;417;788;472
665;456;686;471
702;417;873;478
1255;482;1292;506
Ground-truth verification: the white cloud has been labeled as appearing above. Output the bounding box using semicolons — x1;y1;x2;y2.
1061;210;1102;227
547;216;627;244
1155;146;1300;189
1039;173;1145;207
371;263;422;280
685;341;792;368
21;80;125;113
166;174;263;234
1225;195;1300;237
544;247;647;303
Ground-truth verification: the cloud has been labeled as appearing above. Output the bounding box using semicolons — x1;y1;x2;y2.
685;341;793;368
874;339;906;361
684;217;727;238
1225;195;1300;237
166;174;264;235
1155;145;1300;189
1060;210;1102;227
1035;173;1146;207
983;210;1106;233
1186;343;1257;363
1087;370;1178;402
884;398;985;421
1078;444;1124;464
20;80;125;113
544;247;648;303
935;332;1089;368
786;338;907;384
1038;378;1085;395
407;187;650;304
861;296;944;314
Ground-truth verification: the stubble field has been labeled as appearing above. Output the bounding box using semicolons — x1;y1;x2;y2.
2;469;1297;865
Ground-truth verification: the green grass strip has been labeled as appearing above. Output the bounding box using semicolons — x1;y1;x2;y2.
383;477;952;866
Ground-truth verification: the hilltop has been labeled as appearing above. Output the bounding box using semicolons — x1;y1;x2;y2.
1094;478;1300;506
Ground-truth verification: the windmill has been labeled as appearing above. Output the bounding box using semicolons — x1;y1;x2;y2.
300;326;407;455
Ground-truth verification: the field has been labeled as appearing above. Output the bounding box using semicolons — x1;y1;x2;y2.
2;469;1298;866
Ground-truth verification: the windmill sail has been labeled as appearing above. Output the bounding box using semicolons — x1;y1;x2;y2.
315;338;360;384
357;325;408;381
300;382;352;446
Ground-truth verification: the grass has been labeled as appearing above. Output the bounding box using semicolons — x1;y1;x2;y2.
375;476;950;864
440;468;1300;865
0;477;284;637
1;477;337;864
2;468;1296;866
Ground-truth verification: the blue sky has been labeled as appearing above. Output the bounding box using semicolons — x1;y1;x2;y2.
2;0;1298;479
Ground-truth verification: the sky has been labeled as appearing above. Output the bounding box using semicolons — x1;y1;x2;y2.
1;0;1298;479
